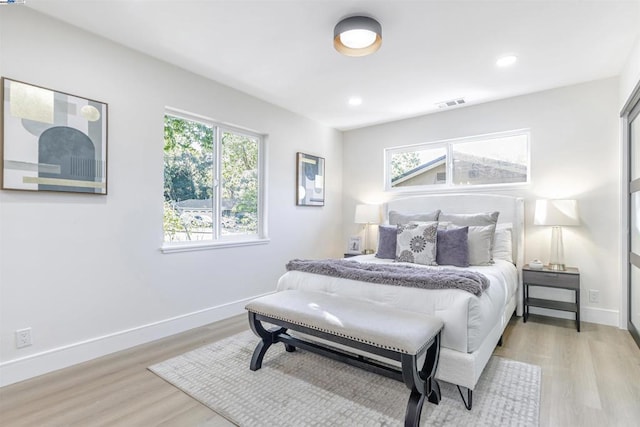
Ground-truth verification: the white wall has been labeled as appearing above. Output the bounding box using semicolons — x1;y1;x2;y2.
343;78;621;327
0;8;343;386
619;30;640;111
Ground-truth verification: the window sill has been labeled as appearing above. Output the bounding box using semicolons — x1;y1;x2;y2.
160;237;270;254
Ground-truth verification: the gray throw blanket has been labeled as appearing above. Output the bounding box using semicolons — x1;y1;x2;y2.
286;259;490;296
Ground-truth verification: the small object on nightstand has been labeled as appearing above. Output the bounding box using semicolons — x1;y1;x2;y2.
523;265;580;332
529;259;544;269
347;236;362;254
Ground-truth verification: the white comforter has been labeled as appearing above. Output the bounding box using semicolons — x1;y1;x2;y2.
276;255;518;353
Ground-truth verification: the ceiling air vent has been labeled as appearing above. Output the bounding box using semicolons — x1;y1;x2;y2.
436;98;466;109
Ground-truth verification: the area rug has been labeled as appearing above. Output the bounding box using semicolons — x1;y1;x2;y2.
149;330;540;426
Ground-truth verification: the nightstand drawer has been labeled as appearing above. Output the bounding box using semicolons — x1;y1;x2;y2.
523;270;579;289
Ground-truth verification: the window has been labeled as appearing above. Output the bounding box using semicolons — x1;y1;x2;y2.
385;130;529;191
163;110;265;249
388;145;447;188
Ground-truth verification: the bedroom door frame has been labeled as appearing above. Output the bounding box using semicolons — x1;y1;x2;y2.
623;78;640;348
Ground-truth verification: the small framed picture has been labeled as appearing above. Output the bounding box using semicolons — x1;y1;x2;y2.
347;236;362;254
296;152;325;206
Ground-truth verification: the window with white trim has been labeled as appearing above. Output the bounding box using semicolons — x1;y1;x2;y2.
163;110;265;246
385;130;529;192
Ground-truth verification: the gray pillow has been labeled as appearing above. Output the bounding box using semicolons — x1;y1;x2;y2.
436;226;469;267
438;211;499;226
439;211;499;262
375;225;397;259
396;222;438;265
447;225;495;265
388;210;440;225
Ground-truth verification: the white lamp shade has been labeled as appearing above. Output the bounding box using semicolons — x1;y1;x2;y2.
534;199;580;226
354;204;380;224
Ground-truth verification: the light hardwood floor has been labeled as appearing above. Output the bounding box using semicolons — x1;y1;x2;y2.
1;314;639;427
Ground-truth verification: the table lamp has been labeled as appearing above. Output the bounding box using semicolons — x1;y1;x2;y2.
354;204;380;254
534;199;580;271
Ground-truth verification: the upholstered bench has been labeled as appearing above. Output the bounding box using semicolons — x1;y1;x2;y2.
245;290;444;427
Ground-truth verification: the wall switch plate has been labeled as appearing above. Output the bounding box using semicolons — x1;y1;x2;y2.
589;289;600;304
16;328;32;348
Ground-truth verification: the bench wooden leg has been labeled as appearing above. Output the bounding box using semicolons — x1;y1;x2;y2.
404;391;425;427
401;332;441;426
424;333;441;405
248;312;291;371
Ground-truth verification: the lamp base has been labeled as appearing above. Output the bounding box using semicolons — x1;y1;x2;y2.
548;226;566;272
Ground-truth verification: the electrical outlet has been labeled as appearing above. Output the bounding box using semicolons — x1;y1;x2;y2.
16;328;32;348
589;289;600;304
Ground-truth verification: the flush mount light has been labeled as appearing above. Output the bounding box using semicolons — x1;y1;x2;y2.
334;16;382;57
496;55;517;67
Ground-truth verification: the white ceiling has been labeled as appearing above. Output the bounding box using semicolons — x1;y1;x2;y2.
25;0;640;130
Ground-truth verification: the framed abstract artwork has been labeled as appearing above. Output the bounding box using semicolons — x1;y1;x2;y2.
1;77;108;194
296;152;324;206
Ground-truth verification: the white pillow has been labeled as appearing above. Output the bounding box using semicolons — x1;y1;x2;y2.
493;224;514;263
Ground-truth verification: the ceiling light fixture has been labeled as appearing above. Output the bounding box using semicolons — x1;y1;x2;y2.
496;55;517;67
334;16;382;57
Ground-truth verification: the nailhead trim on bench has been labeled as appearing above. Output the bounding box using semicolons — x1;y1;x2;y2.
248;308;437;355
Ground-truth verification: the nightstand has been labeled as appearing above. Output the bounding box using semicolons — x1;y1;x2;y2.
523;265;581;332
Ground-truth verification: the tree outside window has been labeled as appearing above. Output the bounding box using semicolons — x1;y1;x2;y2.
163;113;261;243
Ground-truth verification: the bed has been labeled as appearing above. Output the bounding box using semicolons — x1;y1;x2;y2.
276;194;524;407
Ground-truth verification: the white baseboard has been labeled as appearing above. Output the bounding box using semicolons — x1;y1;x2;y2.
528;306;619;327
0;293;272;388
1;295;622;388
581;306;620;327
